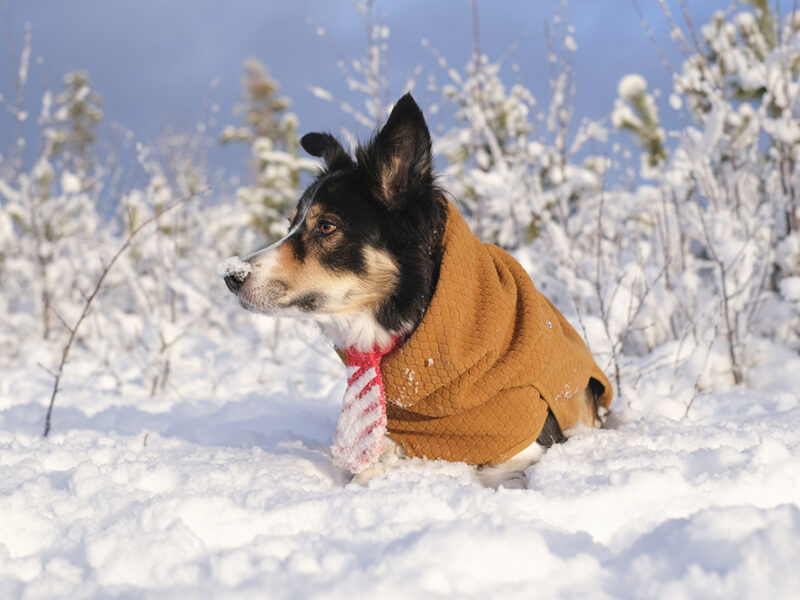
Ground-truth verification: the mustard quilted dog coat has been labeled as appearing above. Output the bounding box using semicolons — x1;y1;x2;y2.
377;201;613;465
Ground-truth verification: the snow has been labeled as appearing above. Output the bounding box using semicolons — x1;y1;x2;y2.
308;86;334;102
60;171;81;195
781;276;800;302
216;256;252;280
3;2;800;597
2;322;800;599
617;74;647;99
17;29;30;91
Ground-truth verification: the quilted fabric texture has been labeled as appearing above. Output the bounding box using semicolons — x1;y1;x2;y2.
378;201;613;466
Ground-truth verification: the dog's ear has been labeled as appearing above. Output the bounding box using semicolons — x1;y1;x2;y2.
301;132;354;171
358;93;433;211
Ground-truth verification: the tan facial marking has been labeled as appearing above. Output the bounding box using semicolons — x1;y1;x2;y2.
265;243;399;314
353;247;401;307
241;198;401;316
306;204;324;224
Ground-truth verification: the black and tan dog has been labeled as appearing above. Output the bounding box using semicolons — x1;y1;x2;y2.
223;94;611;486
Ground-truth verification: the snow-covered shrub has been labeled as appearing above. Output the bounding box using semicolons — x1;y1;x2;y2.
0;67;111;348
3;0;799;412
610;1;800;384
222;58;318;243
46;70;105;174
306;0;397;133
0;35;305;399
612;74;666;178
435;12;607;249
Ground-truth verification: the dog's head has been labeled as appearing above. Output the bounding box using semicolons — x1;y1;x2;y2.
223;93;446;350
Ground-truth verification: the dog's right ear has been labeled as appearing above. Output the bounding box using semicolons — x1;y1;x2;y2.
356;93;433;212
301;132;354;171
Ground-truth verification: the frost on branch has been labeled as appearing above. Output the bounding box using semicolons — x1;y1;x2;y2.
612;74;666;177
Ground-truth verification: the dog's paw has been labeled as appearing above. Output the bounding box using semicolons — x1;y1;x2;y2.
343;436;406;486
475;467;529;489
597;405;610;427
351;463;386;486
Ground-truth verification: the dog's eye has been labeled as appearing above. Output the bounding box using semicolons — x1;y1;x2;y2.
319;222;337;236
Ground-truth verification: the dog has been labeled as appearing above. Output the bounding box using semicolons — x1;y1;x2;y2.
222;93;612;487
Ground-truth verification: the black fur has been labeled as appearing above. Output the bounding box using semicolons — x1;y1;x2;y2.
289;232;307;263
289;292;323;312
358;94;446;331
355;94;434;211
301;132;355;172
299;93;447;334
535;410;567;447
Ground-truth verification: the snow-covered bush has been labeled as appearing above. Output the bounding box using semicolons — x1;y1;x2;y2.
435;11;608;249
433;1;800;392
222;58;318;243
0;67;110;348
612;74;666;178
609;1;800;384
306;0;397;134
0;36;304;403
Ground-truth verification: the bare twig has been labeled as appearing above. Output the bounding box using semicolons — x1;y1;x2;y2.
695;197;743;385
654;0;695;57
631;0;676;78
683;322;719;418
2;0;29;172
677;0;705;57
471;0;481;69
42;187;208;437
48;306;75;336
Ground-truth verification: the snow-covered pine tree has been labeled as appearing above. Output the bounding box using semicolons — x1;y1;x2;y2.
47;70;104;176
222;58;316;244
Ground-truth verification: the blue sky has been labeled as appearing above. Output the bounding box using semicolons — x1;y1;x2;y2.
1;0;726;178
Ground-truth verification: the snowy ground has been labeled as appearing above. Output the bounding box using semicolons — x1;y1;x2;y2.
2;314;800;599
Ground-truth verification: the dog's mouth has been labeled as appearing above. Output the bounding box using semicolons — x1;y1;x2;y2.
228;275;331;316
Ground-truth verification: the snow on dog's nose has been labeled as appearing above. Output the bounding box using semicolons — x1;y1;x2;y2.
218;246;296;313
218;256;252;294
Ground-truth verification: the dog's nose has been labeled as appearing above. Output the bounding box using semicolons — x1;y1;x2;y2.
224;273;246;293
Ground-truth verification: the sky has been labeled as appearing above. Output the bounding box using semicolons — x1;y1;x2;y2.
1;0;727;180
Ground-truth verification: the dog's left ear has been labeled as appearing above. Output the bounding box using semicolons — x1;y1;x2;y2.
301;132;354;171
358;93;433;210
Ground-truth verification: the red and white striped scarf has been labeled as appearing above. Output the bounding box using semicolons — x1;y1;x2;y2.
331;340;399;474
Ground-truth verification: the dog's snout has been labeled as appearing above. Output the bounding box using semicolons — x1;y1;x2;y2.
224;273;246;293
